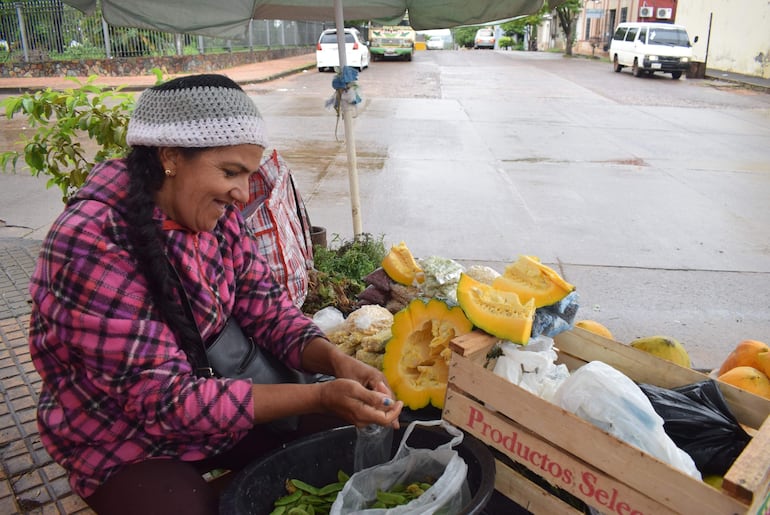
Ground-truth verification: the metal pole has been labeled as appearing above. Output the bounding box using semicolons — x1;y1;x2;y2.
248;19;254;51
334;0;362;237
704;12;713;69
197;35;204;55
102;17;111;59
14;3;29;63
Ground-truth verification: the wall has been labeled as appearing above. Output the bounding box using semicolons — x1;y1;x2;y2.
0;46;312;79
676;0;770;78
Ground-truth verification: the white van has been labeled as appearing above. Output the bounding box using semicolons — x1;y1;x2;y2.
609;22;696;80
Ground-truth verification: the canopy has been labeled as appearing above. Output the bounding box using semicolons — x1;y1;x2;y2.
62;0;559;236
63;0;553;39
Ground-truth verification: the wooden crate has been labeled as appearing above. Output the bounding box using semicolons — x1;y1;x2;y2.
442;328;770;515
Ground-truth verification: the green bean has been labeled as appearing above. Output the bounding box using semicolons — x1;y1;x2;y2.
290;479;320;495
274;489;303;506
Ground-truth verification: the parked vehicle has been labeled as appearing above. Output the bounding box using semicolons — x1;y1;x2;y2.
474;28;495;49
316;28;370;72
369;26;415;61
427;37;444;50
609;22;695;80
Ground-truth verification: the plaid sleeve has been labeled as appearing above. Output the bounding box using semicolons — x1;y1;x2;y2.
224;211;324;371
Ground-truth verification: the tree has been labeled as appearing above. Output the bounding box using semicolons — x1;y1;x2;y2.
451;26;479;48
552;0;582;56
501;10;546;50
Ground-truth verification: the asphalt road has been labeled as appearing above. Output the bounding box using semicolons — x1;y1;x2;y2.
1;49;769;369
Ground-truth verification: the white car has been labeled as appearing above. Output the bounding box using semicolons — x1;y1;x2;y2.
316;28;370;72
426;38;444;50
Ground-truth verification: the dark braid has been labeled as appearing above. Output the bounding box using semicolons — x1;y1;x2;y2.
124;146;208;371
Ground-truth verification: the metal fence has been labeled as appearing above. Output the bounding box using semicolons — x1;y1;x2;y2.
0;0;325;63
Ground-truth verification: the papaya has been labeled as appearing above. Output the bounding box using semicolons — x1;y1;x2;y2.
716;339;769;376
717;366;770;399
758;350;770;378
629;335;691;368
574;320;613;339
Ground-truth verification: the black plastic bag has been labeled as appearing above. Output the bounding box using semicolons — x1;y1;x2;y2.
638;380;751;476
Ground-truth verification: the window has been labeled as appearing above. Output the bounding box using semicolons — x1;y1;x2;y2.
584;18;592;40
613;26;628;41
638;27;647;44
624;27;638;42
649;28;690;46
320;32;355;44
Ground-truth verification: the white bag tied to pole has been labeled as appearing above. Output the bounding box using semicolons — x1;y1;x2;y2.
331;420;470;515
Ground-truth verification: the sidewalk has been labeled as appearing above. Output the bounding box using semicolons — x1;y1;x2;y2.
0;53;317;515
0;52;317;93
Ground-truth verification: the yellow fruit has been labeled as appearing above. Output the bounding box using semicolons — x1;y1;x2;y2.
716;339;769;376
630;335;691;368
575;320;613;339
758;350;770;377
717;366;770;399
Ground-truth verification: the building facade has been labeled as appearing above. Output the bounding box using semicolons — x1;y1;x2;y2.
540;0;770;79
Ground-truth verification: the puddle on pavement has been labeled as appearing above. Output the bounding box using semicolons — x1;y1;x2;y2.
275;140;386;182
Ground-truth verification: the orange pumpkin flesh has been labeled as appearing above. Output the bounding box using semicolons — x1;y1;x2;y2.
382;298;472;410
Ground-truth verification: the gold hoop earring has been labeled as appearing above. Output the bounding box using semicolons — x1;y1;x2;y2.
164;169;175;177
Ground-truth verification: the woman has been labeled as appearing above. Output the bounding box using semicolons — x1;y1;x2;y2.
28;74;402;514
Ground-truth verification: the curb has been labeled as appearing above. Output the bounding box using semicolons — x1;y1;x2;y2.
0;63;317;94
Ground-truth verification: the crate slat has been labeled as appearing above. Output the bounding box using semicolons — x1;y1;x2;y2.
494;459;584;515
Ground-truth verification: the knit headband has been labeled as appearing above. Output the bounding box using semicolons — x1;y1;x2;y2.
126;74;268;148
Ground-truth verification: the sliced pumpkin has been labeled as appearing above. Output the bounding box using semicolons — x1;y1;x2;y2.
492;255;575;308
457;273;535;345
382;298;472;410
381;242;424;286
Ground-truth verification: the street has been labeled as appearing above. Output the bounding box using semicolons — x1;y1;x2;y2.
2;49;769;369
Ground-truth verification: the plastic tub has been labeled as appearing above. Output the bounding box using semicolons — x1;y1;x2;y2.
219;423;496;514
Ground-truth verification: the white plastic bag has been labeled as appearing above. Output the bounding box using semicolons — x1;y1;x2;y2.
553;361;701;479
330;420;470;515
492;337;570;402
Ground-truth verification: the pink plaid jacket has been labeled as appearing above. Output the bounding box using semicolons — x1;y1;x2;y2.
28;159;324;498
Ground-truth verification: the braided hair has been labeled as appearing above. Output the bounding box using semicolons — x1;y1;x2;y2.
124;146;208;371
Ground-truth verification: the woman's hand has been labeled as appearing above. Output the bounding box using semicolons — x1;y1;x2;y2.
299;337;403;428
317;378;403;429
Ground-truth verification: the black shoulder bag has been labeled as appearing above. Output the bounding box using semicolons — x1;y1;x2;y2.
166;258;322;431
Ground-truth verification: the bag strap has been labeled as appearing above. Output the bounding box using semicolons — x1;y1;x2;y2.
164;256;215;378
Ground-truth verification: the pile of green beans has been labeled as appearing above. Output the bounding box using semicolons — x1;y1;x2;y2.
269;471;349;515
270;471;434;514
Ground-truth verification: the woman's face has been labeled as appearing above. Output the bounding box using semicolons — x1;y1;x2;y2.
157;144;264;232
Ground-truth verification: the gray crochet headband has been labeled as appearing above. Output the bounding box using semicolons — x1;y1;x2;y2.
126;74;268;148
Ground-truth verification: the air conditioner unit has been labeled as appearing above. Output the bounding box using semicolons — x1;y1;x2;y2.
657;7;673;19
639;6;654;17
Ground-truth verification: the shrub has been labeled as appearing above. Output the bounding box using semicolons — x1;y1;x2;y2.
0;70;163;202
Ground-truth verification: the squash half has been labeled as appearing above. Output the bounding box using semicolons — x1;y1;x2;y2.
383;298;472;409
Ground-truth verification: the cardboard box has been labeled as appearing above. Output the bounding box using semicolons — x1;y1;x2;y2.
443;328;770;515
